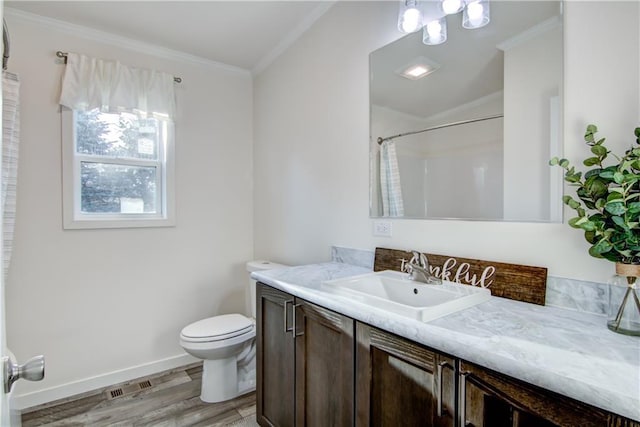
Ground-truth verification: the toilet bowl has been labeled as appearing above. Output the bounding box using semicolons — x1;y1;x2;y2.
179;260;287;403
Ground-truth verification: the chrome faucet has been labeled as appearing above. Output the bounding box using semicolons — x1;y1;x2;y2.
405;251;442;284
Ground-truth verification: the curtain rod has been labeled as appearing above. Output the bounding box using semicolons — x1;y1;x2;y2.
56;51;182;83
377;114;504;145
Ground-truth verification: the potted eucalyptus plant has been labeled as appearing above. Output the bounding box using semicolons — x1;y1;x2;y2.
550;124;640;336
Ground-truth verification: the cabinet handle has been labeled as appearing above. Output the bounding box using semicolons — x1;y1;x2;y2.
292;303;303;338
460;371;470;427
283;300;293;333
436;360;453;417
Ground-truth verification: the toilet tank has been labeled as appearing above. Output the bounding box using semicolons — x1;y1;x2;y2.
246;260;289;318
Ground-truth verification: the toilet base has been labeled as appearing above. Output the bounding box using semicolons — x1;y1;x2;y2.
200;357;238;403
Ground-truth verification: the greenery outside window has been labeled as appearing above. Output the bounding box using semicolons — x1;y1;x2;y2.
62;108;175;229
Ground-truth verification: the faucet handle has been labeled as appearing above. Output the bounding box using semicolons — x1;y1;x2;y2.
410;250;428;268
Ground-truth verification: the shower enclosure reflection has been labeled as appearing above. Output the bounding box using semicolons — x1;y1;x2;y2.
370;1;563;222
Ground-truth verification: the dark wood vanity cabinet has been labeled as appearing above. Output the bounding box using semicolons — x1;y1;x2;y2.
459;361;638;427
256;283;355;427
356;323;455;427
257;283;639;427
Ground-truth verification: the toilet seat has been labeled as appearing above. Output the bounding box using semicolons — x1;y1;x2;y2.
180;314;254;343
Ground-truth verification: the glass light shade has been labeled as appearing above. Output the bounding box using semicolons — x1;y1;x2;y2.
462;0;490;29
423;17;447;45
441;0;464;15
398;0;424;33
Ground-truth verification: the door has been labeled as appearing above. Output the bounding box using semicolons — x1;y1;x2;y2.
256;283;295;427
355;323;455;427
294;299;354;427
0;2;10;419
459;361;613;427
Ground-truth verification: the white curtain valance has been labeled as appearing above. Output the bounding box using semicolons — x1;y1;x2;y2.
59;53;176;118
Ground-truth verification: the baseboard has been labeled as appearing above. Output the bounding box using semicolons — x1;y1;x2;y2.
12;353;199;411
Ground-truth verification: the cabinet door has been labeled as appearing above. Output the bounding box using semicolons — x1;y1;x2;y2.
459;361;632;427
257;283;295;427
294;299;355;427
355;323;455;427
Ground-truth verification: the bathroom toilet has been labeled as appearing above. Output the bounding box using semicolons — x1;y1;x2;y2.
179;260;287;403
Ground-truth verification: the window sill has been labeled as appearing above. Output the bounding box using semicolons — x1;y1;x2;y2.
63;216;176;230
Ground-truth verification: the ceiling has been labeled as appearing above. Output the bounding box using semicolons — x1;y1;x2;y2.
5;1;332;73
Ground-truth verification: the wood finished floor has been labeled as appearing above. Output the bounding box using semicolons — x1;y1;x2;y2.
20;363;258;427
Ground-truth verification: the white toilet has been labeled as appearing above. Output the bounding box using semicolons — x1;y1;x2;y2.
179;260;287;403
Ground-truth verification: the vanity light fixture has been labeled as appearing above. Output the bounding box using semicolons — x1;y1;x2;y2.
463;0;490;29
398;0;491;45
398;0;424;33
423;16;447;45
396;56;441;80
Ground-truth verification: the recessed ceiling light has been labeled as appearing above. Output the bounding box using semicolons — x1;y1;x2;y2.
395;56;441;80
404;65;430;78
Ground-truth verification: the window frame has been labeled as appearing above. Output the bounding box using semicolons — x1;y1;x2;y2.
61;108;176;229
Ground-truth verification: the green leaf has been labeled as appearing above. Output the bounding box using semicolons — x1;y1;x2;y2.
584;157;601;167
559;158;569;168
591;145;607;156
628;202;640;214
595;138;606;146
568;217;585;228
607;192;623;202
585;125;598;142
612;215;629;230
549;157;559;166
613;172;625;184
635;127;640;138
599;170;615;179
592;238;613;254
605;202;626;215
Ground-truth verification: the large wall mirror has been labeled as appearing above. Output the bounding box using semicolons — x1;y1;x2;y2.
370;1;563;222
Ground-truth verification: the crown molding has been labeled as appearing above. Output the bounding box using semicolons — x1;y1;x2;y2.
252;1;335;76
497;15;562;52
4;7;251;77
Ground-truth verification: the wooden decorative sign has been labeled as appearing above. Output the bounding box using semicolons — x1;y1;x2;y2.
374;247;547;305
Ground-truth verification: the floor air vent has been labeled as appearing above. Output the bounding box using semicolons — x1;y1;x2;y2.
106;379;155;400
138;380;152;389
109;388;124;399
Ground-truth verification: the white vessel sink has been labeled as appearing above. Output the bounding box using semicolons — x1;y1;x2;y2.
322;270;491;322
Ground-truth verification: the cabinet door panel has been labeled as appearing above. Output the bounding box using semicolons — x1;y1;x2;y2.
459;361;614;427
295;299;355;427
356;323;455;427
257;283;295;427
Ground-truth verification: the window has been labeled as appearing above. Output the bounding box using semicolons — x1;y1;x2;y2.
62;108;175;229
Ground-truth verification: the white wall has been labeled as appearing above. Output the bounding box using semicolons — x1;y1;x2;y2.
254;1;639;284
5;11;254;406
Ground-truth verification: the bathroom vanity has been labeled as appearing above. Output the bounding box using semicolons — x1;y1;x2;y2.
253;262;640;427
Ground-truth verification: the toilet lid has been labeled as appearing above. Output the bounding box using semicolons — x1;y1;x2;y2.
181;314;254;341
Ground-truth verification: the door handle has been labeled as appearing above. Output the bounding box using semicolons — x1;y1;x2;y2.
292;304;303;338
459;371;470;427
283;299;293;333
3;354;45;393
436;360;454;417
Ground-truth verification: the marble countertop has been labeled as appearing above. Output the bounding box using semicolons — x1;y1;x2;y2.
252;262;640;422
